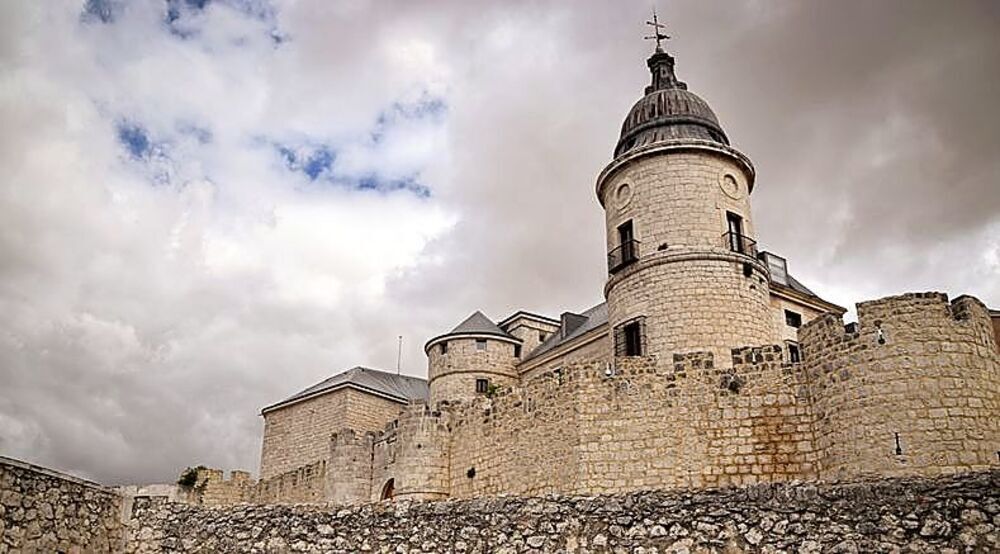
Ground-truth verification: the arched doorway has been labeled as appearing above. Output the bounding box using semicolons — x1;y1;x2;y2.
380;478;395;501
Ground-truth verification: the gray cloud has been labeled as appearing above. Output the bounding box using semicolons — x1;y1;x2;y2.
0;0;997;485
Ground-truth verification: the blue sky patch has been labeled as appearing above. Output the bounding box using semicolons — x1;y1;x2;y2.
371;94;447;144
82;0;120;24
118;123;152;159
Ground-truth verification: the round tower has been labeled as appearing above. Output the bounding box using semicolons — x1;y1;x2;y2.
597;47;773;367
425;311;521;405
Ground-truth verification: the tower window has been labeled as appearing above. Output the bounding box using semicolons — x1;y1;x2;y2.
476;339;487;351
609;220;639;273
726;211;745;253
785;310;802;328
614;317;646;357
787;341;802;363
514;344;521;358
475;378;489;394
439;341;448;355
539;331;547;342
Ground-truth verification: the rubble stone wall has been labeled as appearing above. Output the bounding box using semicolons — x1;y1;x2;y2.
123;470;1000;553
0;455;124;553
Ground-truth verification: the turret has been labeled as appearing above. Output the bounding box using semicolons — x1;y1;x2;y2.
598;45;774;367
425;311;521;405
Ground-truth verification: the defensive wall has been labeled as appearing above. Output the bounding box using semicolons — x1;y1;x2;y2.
124;470;1000;553
320;292;1000;503
800;292;1000;481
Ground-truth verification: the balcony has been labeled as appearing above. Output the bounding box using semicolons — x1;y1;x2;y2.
608;240;640;274
722;231;757;258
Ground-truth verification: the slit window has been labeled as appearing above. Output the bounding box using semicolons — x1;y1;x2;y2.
514;344;521;358
539;331;547;343
475;378;489;394
476;339;487;351
784;310;802;328
439;341;448;355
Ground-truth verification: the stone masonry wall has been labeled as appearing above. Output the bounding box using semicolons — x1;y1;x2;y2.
195;468;254;506
449;369;580;499
428;337;518;405
0;455;124;553
573;349;818;493
370;405;451;502
254;460;327;505
600;147;775;364
259;388;404;479
123;470;1000;553
801;292;1000;482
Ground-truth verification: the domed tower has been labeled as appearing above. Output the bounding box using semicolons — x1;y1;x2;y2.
597;44;773;367
425;311;521;405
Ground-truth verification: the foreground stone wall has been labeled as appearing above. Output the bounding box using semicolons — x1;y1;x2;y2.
0;455;123;553
124;470;999;553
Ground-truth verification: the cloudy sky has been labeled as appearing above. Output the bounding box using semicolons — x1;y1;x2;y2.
1;0;997;485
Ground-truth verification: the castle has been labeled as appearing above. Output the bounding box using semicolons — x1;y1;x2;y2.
249;41;1000;506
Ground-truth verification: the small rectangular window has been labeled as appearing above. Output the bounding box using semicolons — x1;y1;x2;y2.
624;320;643;356
476;339;487;351
787;342;801;363
475;378;489;393
538;331;547;342
514;344;521;358
439;341;448;355
784;310;802;328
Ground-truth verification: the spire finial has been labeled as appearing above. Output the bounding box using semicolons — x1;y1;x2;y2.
644;7;670;53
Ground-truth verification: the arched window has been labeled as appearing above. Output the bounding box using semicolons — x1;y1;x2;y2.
380;478;395;501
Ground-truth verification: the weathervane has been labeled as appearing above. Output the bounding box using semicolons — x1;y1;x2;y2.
644;7;670;52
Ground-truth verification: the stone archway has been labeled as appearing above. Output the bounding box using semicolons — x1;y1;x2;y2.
379;478;395;501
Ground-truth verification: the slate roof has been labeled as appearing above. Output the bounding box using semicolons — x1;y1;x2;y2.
524;302;608;361
449;311;510;336
424;311;519;352
262;366;428;414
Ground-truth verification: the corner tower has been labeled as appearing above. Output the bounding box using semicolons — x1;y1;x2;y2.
597;44;773;366
425;311;521;405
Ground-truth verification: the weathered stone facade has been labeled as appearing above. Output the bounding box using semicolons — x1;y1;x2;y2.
427;336;519;405
0;455;124;553
122;470;1000;553
259;387;405;479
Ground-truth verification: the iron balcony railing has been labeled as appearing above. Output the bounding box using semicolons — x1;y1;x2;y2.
723;231;758;258
608;239;640;274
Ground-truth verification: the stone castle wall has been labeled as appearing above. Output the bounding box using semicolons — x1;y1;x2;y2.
370;404;450;502
195;467;254;506
259;387;404;479
0;455;124;553
254;460;327;504
428;336;519;405
123;470;1000;553
801;292;1000;481
449;369;581;499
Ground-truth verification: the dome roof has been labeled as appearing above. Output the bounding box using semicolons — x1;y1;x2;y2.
614;50;729;158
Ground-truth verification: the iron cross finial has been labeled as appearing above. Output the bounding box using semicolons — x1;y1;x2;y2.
644;7;670;52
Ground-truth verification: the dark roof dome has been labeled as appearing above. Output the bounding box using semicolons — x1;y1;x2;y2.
614;50;729;157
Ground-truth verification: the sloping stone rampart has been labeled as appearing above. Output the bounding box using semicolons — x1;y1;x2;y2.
123;470;1000;553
